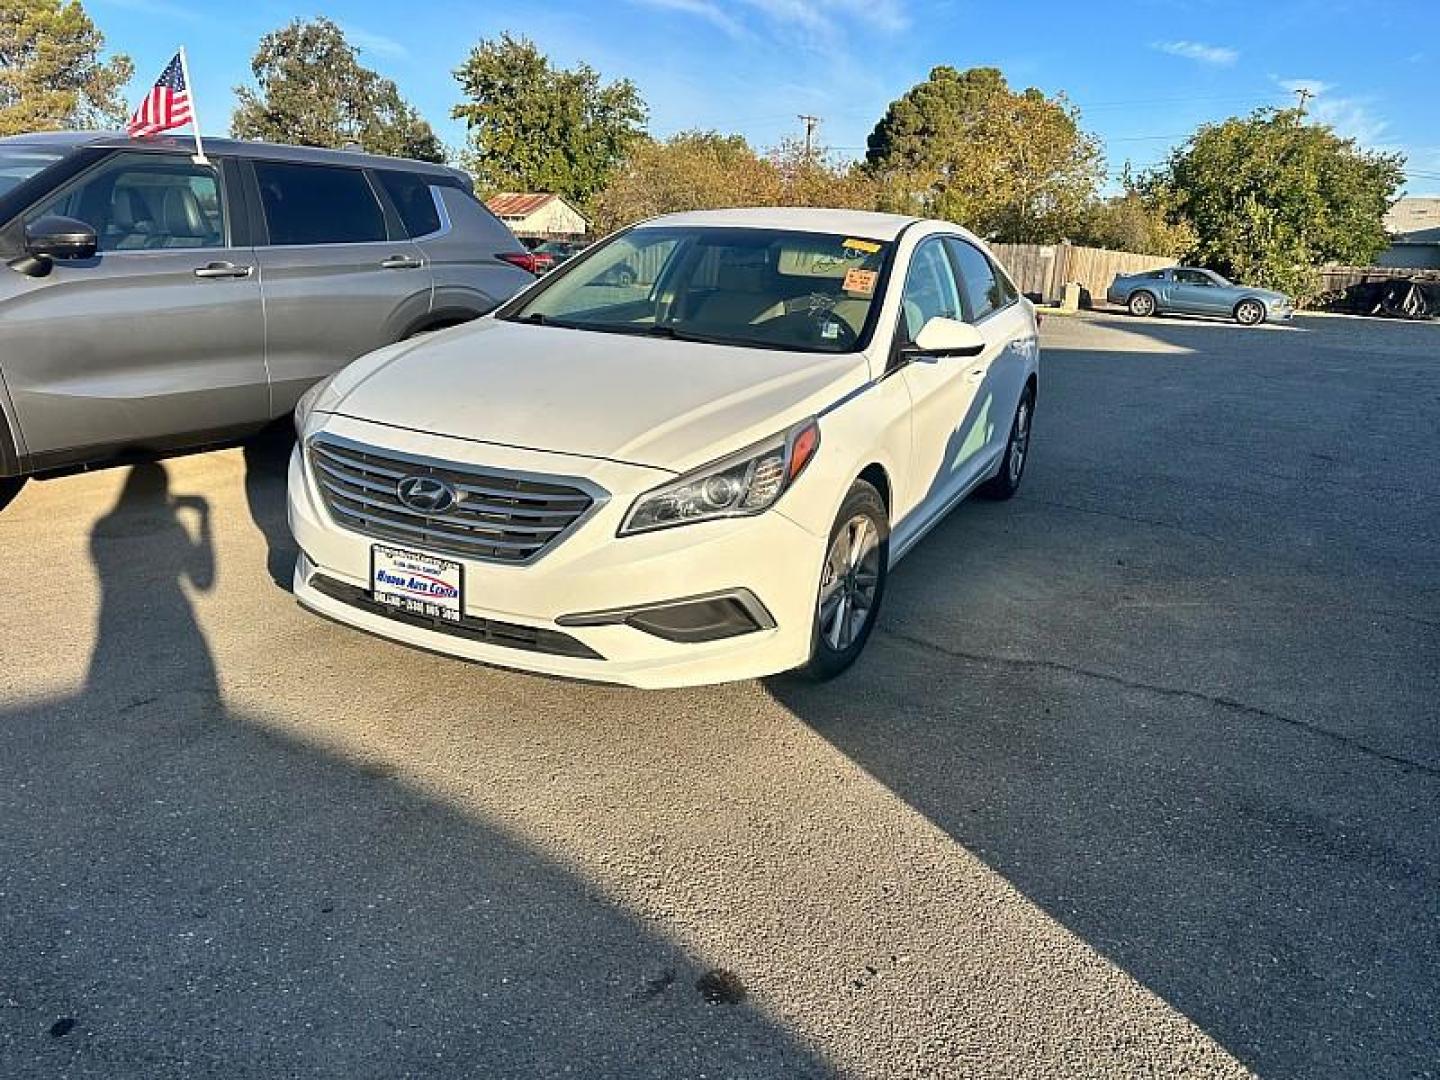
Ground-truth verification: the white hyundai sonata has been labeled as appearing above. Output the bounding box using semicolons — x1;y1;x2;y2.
288;208;1039;688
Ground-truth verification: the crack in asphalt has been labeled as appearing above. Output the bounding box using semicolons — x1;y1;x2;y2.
879;627;1440;780
1017;496;1227;544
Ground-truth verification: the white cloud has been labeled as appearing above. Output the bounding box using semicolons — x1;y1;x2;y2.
1274;78;1389;146
1152;40;1238;66
633;0;908;42
343;26;410;61
630;0;747;38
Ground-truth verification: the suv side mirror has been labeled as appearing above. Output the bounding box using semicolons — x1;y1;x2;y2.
26;216;98;260
904;316;986;358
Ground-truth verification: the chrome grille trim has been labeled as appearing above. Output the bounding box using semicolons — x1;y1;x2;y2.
307;434;607;564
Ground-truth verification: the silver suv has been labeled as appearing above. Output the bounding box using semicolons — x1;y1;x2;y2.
0;132;536;511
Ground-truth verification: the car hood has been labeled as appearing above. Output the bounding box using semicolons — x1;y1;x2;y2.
324;318;872;474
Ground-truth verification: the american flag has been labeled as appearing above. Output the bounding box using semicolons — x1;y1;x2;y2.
126;53;192;138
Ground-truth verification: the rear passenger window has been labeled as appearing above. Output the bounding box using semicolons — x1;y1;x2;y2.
378;171;442;238
253;162;385;246
945;238;1006;323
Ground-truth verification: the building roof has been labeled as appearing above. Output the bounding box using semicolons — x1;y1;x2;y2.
1385;197;1440;243
0;130;468;182
485;192;585;220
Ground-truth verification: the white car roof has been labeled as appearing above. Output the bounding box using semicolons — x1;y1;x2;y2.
641;206;923;241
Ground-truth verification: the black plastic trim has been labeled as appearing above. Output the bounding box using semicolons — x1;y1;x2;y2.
557;587;776;643
308;573;604;659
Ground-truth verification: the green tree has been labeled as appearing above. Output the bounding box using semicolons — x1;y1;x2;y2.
1149;108;1405;299
866;66;1103;242
453;33;646;205
1075;179;1195;257
232;18;444;162
592;131;781;233
769;136;879;211
0;0;132;136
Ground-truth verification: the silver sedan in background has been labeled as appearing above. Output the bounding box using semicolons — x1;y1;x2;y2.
1108;267;1293;325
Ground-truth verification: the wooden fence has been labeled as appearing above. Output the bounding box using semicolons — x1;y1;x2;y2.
1318;264;1440;294
989;242;1172;306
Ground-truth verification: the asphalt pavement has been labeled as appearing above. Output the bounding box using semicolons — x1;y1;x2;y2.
1;311;1435;1078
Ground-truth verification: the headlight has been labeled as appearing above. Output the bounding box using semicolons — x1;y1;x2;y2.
293;374;338;435
619;419;821;536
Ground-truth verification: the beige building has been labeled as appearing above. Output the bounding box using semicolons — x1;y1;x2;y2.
1378;197;1440;269
484;193;589;240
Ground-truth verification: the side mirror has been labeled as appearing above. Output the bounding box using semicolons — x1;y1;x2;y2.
26;216;98;261
906;316;986;358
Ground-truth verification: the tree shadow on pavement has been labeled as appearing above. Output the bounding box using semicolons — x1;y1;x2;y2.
0;464;829;1079
770;314;1440;1078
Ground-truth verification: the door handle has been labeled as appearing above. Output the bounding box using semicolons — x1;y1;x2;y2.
194;261;252;279
380;254;423;270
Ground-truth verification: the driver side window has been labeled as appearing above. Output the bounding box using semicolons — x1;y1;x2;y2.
27;152;225;253
900;239;961;342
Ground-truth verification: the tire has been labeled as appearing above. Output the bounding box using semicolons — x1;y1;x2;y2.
801;480;889;680
1234;298;1266;326
0;476;25;513
1128;290;1157;317
980;384;1035;500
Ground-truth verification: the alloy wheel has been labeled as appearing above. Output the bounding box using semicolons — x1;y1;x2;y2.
1008;398;1032;484
817;514;882;651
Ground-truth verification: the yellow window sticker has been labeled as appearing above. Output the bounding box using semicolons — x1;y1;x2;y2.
842;268;879;295
841;238;882;254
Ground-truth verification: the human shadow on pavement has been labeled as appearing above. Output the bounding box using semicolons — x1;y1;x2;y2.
242;423;299;591
770;315;1440;1078
0;464;828;1079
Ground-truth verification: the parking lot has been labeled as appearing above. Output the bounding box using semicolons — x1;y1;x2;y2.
1;311;1436;1078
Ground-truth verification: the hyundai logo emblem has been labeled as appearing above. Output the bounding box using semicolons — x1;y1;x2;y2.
396;475;457;514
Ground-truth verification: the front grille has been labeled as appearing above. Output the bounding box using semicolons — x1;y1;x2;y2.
307;574;602;659
308;436;599;564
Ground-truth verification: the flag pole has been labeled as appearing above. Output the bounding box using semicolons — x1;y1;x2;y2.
177;47;208;165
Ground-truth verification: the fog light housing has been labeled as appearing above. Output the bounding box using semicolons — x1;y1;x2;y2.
558;589;776;644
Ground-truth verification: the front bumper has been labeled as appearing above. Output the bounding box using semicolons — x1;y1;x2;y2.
288;416;827;688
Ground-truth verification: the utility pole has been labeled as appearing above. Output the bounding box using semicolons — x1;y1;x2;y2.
1293;86;1313;117
797;114;820;160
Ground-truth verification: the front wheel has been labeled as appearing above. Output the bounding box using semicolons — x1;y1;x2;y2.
1234;299;1266;325
801;480;889;680
0;476;25;513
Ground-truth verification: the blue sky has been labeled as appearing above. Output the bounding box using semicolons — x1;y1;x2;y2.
91;0;1438;195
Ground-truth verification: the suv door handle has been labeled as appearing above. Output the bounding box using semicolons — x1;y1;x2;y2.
194;261;253;279
380;254;423;270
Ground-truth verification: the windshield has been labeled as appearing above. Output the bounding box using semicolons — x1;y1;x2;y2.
502;226;892;354
0;147;65;199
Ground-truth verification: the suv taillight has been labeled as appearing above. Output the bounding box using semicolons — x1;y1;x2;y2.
497;252;542;275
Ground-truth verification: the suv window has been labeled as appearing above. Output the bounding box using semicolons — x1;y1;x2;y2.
900;238;962;341
28;152;224;252
254;161;385;246
945;237;1006;322
378;171;442;238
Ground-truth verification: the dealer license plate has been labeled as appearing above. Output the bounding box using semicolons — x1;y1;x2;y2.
370;544;463;624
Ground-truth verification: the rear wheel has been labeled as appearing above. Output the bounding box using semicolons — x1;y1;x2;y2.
1128;290;1157;317
1234;299;1266;325
802;480;889;680
980;385;1035;500
0;477;25;513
